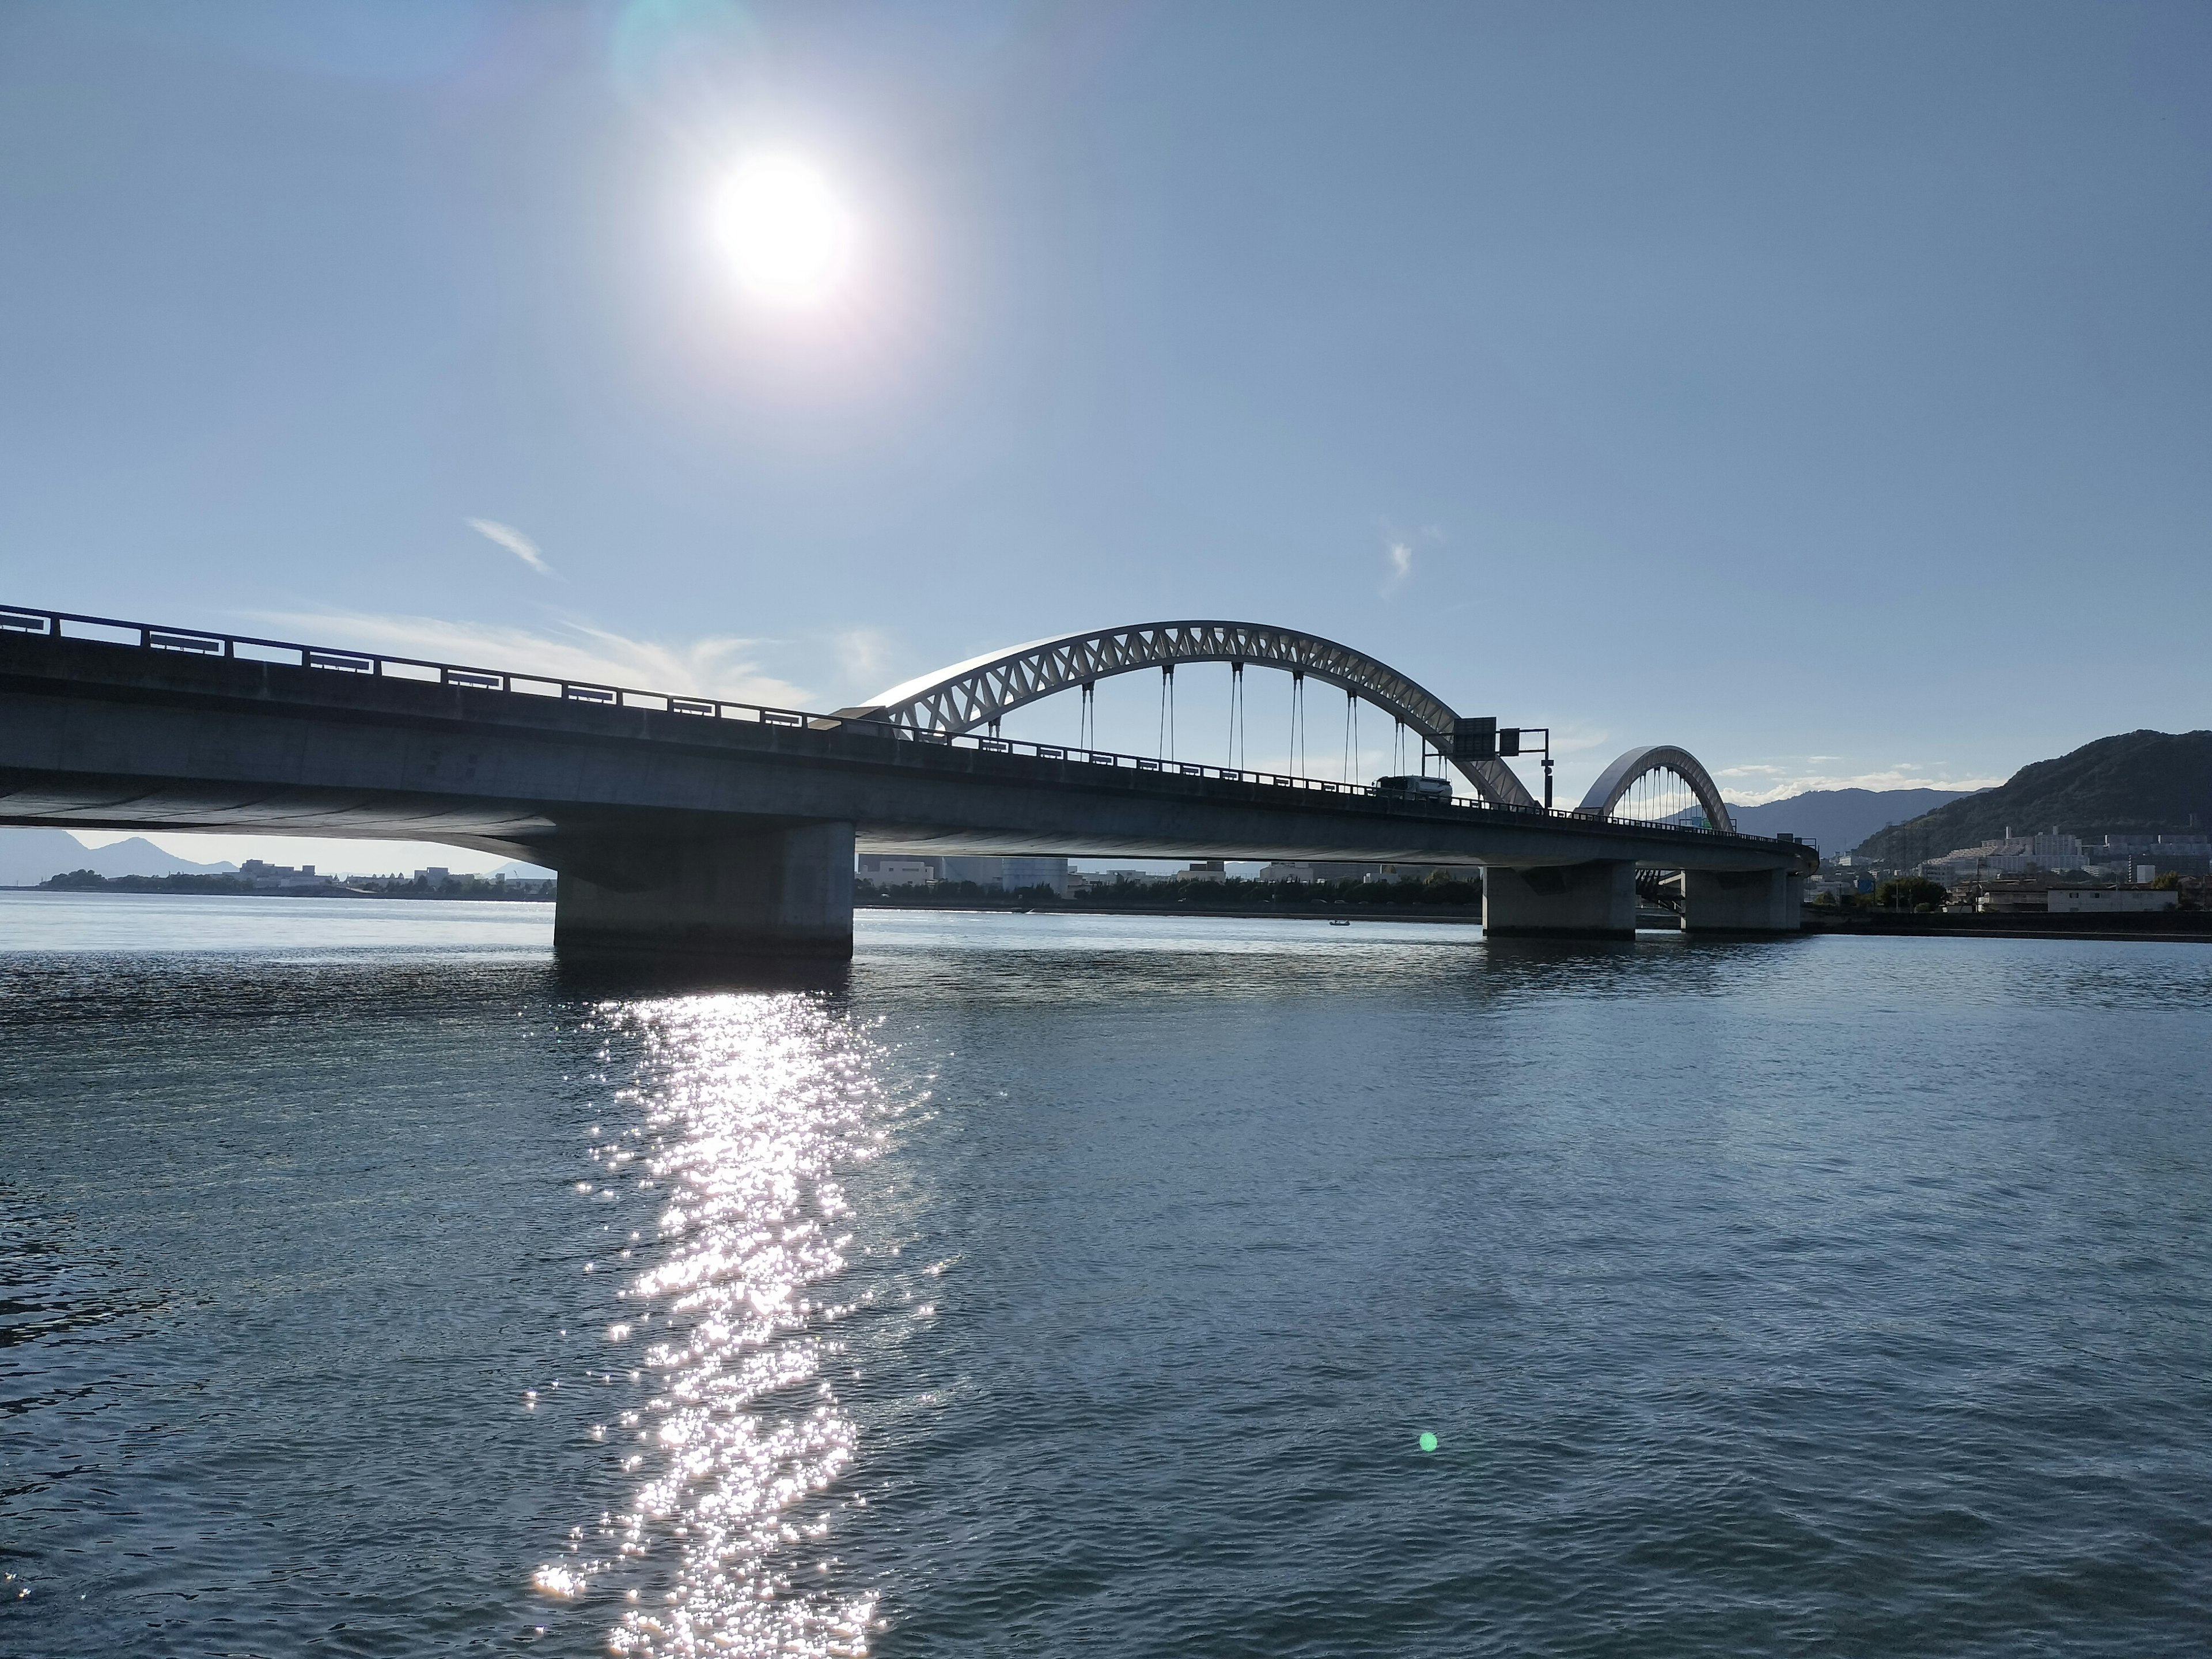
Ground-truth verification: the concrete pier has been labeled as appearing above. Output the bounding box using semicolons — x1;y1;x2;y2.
1681;868;1803;934
552;821;855;960
1482;861;1638;940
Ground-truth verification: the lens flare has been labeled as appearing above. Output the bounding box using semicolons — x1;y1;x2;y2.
714;156;855;308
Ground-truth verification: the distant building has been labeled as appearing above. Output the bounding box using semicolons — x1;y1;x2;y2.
1978;880;2181;915
239;858;333;891
2078;835;2211;878
2086;834;2212;857
857;855;938;888
1252;860;1467;884
1173;861;1227;881
1975;881;2054;913
1075;868;1168;889
937;856;1072;896
1922;830;2084;884
2047;887;2179;914
858;853;1074;895
2077;859;2140;881
1927;828;2212;886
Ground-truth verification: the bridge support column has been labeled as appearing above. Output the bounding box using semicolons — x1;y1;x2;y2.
1681;868;1802;934
552;821;855;960
1482;861;1637;940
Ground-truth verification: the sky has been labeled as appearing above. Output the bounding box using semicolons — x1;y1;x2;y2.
3;1;2209;872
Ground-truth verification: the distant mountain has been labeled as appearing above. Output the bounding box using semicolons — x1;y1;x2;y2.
0;828;237;887
1714;787;1975;853
491;859;555;879
1853;730;2212;865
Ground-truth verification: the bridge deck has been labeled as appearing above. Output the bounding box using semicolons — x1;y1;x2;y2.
0;627;1812;877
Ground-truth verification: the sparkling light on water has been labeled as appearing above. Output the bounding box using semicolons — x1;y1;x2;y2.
537;994;890;1657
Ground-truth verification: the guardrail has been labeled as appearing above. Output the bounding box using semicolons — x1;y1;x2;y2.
0;603;1800;851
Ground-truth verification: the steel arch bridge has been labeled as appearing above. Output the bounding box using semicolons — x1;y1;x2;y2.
844;619;1540;805
0;600;1807;956
847;619;1740;825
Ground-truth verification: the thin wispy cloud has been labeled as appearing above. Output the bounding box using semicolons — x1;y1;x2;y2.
465;517;555;578
1542;741;2001;813
253;611;815;709
1377;521;1444;600
832;626;894;694
1547;724;1616;758
1381;540;1415;597
1714;762;2006;805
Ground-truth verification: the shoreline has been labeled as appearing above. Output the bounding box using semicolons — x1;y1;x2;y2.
13;888;2210;942
861;899;1488;925
0;885;553;903
1804;910;2212;944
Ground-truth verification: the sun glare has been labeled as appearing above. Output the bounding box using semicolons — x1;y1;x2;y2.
714;155;855;309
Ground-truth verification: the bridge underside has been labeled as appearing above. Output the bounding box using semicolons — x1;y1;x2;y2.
1;634;1812;957
0;770;1771;868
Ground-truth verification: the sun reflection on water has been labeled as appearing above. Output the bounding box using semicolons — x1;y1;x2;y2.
538;992;890;1657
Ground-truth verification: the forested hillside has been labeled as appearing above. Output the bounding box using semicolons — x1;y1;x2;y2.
1853;731;2212;864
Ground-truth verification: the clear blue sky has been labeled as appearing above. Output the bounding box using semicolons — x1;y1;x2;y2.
3;2;2208;870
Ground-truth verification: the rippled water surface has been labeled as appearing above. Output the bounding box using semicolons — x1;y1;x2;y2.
3;892;2210;1656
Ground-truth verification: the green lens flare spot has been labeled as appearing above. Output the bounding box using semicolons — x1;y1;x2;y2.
1418;1431;1438;1453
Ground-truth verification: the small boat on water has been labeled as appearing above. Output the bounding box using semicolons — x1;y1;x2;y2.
1328;919;1351;926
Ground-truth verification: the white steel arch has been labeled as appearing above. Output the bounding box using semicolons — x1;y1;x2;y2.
1576;745;1735;834
844;619;1537;806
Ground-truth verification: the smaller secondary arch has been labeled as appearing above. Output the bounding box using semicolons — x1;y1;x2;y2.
1576;745;1734;834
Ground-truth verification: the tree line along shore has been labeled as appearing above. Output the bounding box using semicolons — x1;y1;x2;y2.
22;869;554;900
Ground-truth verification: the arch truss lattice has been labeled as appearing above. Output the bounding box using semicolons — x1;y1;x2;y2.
846;620;1537;806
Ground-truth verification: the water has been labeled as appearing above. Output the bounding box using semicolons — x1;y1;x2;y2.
3;891;2210;1655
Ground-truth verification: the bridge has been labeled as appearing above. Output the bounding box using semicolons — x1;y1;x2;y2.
0;606;1813;957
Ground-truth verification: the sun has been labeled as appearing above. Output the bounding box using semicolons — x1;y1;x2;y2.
713;155;855;309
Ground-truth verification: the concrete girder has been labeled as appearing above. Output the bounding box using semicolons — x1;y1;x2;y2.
840;620;1538;808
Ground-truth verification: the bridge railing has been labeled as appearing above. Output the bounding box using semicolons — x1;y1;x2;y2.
0;603;1799;853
